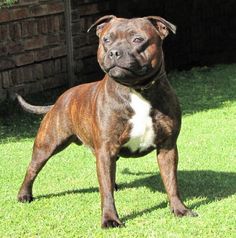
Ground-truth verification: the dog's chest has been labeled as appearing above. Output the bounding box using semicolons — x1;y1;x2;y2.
124;91;155;152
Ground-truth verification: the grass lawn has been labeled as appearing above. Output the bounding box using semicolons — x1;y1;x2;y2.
0;64;236;237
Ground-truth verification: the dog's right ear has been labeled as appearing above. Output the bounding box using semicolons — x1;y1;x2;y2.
87;15;116;37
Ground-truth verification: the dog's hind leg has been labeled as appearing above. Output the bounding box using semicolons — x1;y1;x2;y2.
17;112;74;203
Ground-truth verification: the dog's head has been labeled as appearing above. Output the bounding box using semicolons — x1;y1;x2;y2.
88;15;176;87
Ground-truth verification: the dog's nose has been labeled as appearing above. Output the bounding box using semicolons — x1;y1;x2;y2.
108;49;123;60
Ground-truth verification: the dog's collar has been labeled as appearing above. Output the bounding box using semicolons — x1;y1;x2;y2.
132;69;166;91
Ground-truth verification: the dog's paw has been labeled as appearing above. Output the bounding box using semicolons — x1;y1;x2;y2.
172;207;198;217
170;198;198;217
17;194;33;203
102;218;124;229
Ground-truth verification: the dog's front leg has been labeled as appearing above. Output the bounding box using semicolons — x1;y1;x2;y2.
95;146;123;228
157;146;197;217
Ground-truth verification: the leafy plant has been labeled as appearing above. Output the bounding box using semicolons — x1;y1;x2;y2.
0;0;17;8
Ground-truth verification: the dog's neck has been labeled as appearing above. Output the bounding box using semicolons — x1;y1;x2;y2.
107;60;167;92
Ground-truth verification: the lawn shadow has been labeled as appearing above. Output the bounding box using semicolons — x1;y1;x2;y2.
0;89;63;142
117;169;236;221
35;187;99;201
34;169;236;222
119;169;236;206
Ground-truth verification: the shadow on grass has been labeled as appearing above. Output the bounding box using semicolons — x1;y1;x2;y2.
35;169;236;221
1;64;236;141
0;88;64;142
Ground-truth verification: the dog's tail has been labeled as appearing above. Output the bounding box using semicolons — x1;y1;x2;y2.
16;93;53;115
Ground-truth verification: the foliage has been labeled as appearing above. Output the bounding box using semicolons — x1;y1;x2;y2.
0;64;235;237
0;0;17;8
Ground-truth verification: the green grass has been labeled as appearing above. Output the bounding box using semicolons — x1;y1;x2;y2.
0;64;236;237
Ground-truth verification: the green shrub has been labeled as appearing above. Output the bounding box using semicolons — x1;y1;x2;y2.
0;0;17;8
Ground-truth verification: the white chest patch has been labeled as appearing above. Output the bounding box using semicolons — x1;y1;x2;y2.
124;91;156;152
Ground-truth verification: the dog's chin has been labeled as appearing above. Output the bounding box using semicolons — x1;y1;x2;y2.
107;66;158;87
108;66;134;80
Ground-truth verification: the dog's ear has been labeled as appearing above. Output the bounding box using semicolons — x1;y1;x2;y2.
87;15;116;37
145;16;177;40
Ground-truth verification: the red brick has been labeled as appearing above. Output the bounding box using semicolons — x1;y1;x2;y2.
73;35;84;48
59;14;65;31
30;2;64;17
46;34;61;46
52;46;67;58
42;61;54;77
78;3;110;16
33;63;43;80
47;16;54;33
9;69;17;85
71;9;80;22
30;4;48;17
38;17;48;34
59;33;66;42
11;8;29;21
45;15;61;33
0;25;9;42
24;36;45;50
16;67;25;84
0;45;8;56
72;21;80;36
23;66;34;82
7;42;24;54
0;9;11;23
54;15;60;32
21;20;38;38
47;2;64;15
61;57;67;72
19;0;39;5
41;73;66;89
35;48;51;62
75;44;97;59
0;58;15;71
9;23;21;40
79;16;97;32
54;58;61;73
14;52;34;66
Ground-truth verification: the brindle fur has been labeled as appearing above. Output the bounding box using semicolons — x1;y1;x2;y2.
17;16;197;229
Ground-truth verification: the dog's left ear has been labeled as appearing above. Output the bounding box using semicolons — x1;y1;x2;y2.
87;15;116;37
145;16;177;40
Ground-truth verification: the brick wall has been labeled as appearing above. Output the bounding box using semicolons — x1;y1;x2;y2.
71;0;114;85
0;0;115;102
1;0;235;102
0;0;67;102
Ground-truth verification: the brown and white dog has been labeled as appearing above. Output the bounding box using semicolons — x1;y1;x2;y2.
17;15;197;228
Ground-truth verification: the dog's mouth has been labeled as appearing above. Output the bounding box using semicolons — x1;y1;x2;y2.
107;65;159;88
108;64;149;79
108;66;135;79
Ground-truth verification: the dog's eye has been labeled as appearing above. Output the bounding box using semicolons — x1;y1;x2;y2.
133;37;144;43
103;37;110;43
